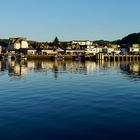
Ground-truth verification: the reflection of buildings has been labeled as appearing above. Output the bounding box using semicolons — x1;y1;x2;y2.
120;62;140;77
129;63;140;74
0;61;7;71
27;61;90;79
8;61;27;77
85;61;98;73
26;61;88;75
27;61;35;70
1;60;140;79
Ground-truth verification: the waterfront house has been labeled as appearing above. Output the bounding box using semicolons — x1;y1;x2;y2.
85;45;98;55
41;46;62;55
7;38;28;50
112;45;121;54
129;44;140;54
65;49;85;55
71;40;93;46
41;49;48;55
66;40;95;55
102;45;121;55
40;43;50;49
102;46;113;54
68;42;80;50
27;48;37;55
41;49;58;55
96;46;103;53
57;48;64;54
66;42;85;55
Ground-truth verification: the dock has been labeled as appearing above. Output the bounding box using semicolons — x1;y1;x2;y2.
96;54;140;61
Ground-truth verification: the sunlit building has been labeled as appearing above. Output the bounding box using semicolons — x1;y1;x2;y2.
129;44;140;54
7;38;29;51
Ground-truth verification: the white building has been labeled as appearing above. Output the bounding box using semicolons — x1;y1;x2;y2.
65;50;85;55
129;44;140;54
41;50;58;55
72;40;93;46
7;38;29;51
85;46;101;55
102;46;114;54
102;45;121;54
113;45;121;54
27;48;37;55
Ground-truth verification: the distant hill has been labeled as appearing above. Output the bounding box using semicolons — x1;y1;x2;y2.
119;32;140;44
95;33;140;46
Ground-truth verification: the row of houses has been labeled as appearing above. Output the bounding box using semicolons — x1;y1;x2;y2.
1;38;140;56
66;41;140;55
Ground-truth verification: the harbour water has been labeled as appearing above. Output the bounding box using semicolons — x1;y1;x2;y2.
0;60;140;140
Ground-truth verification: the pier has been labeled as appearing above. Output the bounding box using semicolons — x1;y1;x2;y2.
103;54;140;61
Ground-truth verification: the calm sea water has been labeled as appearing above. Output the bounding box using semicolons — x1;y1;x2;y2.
0;60;140;140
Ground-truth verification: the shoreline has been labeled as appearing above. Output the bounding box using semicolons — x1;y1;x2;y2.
1;54;140;62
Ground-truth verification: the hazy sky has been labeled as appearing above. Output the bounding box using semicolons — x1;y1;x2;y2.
0;0;140;41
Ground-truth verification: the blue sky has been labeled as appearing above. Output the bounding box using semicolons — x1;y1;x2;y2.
0;0;140;41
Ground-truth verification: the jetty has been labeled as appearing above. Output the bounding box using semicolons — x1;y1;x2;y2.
96;53;140;61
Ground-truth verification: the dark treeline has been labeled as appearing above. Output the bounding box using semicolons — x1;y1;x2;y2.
0;39;9;47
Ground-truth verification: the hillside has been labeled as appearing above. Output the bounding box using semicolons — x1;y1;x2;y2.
119;32;140;44
95;33;140;46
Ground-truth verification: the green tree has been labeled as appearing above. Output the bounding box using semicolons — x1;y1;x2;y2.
53;37;60;50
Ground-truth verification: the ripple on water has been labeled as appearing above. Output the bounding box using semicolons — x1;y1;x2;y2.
0;61;140;139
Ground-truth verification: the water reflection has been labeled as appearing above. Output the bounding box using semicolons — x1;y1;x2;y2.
1;60;140;79
8;61;27;77
120;62;140;78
